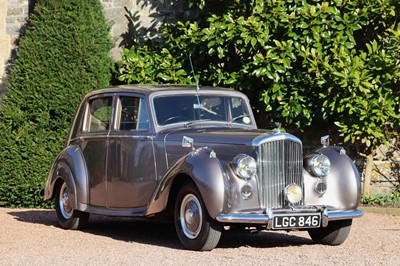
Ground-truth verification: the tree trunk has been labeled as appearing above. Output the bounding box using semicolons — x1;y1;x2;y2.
363;153;374;196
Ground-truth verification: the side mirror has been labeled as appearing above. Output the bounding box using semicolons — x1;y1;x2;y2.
182;136;194;150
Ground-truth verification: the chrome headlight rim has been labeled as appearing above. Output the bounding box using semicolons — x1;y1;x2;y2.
284;183;303;204
232;154;257;180
309;153;331;177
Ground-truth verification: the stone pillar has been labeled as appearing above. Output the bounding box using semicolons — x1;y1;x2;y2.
0;0;11;88
102;0;137;61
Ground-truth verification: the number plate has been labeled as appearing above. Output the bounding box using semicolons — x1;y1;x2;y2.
272;214;321;229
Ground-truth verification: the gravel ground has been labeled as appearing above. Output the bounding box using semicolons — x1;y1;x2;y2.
0;208;399;266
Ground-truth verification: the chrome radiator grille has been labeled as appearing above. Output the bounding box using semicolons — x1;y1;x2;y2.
257;139;304;208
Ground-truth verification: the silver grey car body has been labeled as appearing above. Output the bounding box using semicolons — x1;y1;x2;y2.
44;84;363;251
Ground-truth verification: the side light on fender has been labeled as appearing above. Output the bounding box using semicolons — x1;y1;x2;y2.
315;180;327;197
240;184;252;199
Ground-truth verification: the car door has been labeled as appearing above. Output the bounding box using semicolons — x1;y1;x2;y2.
107;94;157;208
79;95;113;207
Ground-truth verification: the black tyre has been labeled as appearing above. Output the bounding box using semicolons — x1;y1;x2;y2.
308;219;352;245
55;181;89;230
174;182;222;251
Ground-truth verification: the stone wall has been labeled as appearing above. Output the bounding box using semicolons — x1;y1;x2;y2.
370;143;400;195
101;0;185;60
0;0;10;88
1;0;25;92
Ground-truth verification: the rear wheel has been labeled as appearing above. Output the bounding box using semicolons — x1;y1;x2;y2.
174;182;222;251
308;219;352;245
55;181;89;230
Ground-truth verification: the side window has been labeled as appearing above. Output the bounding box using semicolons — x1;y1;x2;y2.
87;97;113;132
118;97;150;131
70;102;85;139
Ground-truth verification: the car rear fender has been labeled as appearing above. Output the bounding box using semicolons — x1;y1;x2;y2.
147;147;226;219
44;145;89;210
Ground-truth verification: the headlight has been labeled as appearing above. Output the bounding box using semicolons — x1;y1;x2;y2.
309;154;331;177
232;154;257;180
284;184;303;204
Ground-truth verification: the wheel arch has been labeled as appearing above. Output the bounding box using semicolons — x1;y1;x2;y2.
44;145;89;210
147;147;226;219
163;173;193;218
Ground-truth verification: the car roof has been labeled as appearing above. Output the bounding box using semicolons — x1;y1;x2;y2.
86;84;236;97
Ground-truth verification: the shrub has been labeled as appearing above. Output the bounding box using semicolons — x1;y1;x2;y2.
119;0;400;190
361;191;400;207
0;0;114;207
119;44;192;84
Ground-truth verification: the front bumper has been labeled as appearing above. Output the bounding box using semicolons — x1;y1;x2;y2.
216;207;364;229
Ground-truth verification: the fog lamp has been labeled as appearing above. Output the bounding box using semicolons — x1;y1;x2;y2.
284;184;303;204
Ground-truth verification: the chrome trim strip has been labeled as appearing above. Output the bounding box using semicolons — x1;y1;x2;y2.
252;133;302;146
216;213;271;224
78;203;147;217
215;209;364;225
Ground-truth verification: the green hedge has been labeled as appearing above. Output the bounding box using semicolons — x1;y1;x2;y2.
0;0;114;207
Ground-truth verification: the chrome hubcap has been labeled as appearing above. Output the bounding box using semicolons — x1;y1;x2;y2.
59;182;73;219
180;194;202;239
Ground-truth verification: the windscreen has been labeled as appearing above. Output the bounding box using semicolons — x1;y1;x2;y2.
153;95;252;126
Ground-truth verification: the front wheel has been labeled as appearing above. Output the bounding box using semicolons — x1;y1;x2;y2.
308;219;352;245
55;181;89;230
174;182;222;251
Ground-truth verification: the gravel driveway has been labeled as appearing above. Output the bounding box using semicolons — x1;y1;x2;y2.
0;207;399;265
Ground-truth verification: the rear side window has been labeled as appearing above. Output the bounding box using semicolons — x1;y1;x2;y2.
87;97;113;132
117;97;149;131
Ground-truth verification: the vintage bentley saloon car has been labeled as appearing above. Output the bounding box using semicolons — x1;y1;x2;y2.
44;85;363;251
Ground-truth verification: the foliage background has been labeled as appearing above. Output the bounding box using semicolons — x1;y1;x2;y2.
119;0;400;154
0;0;114;207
